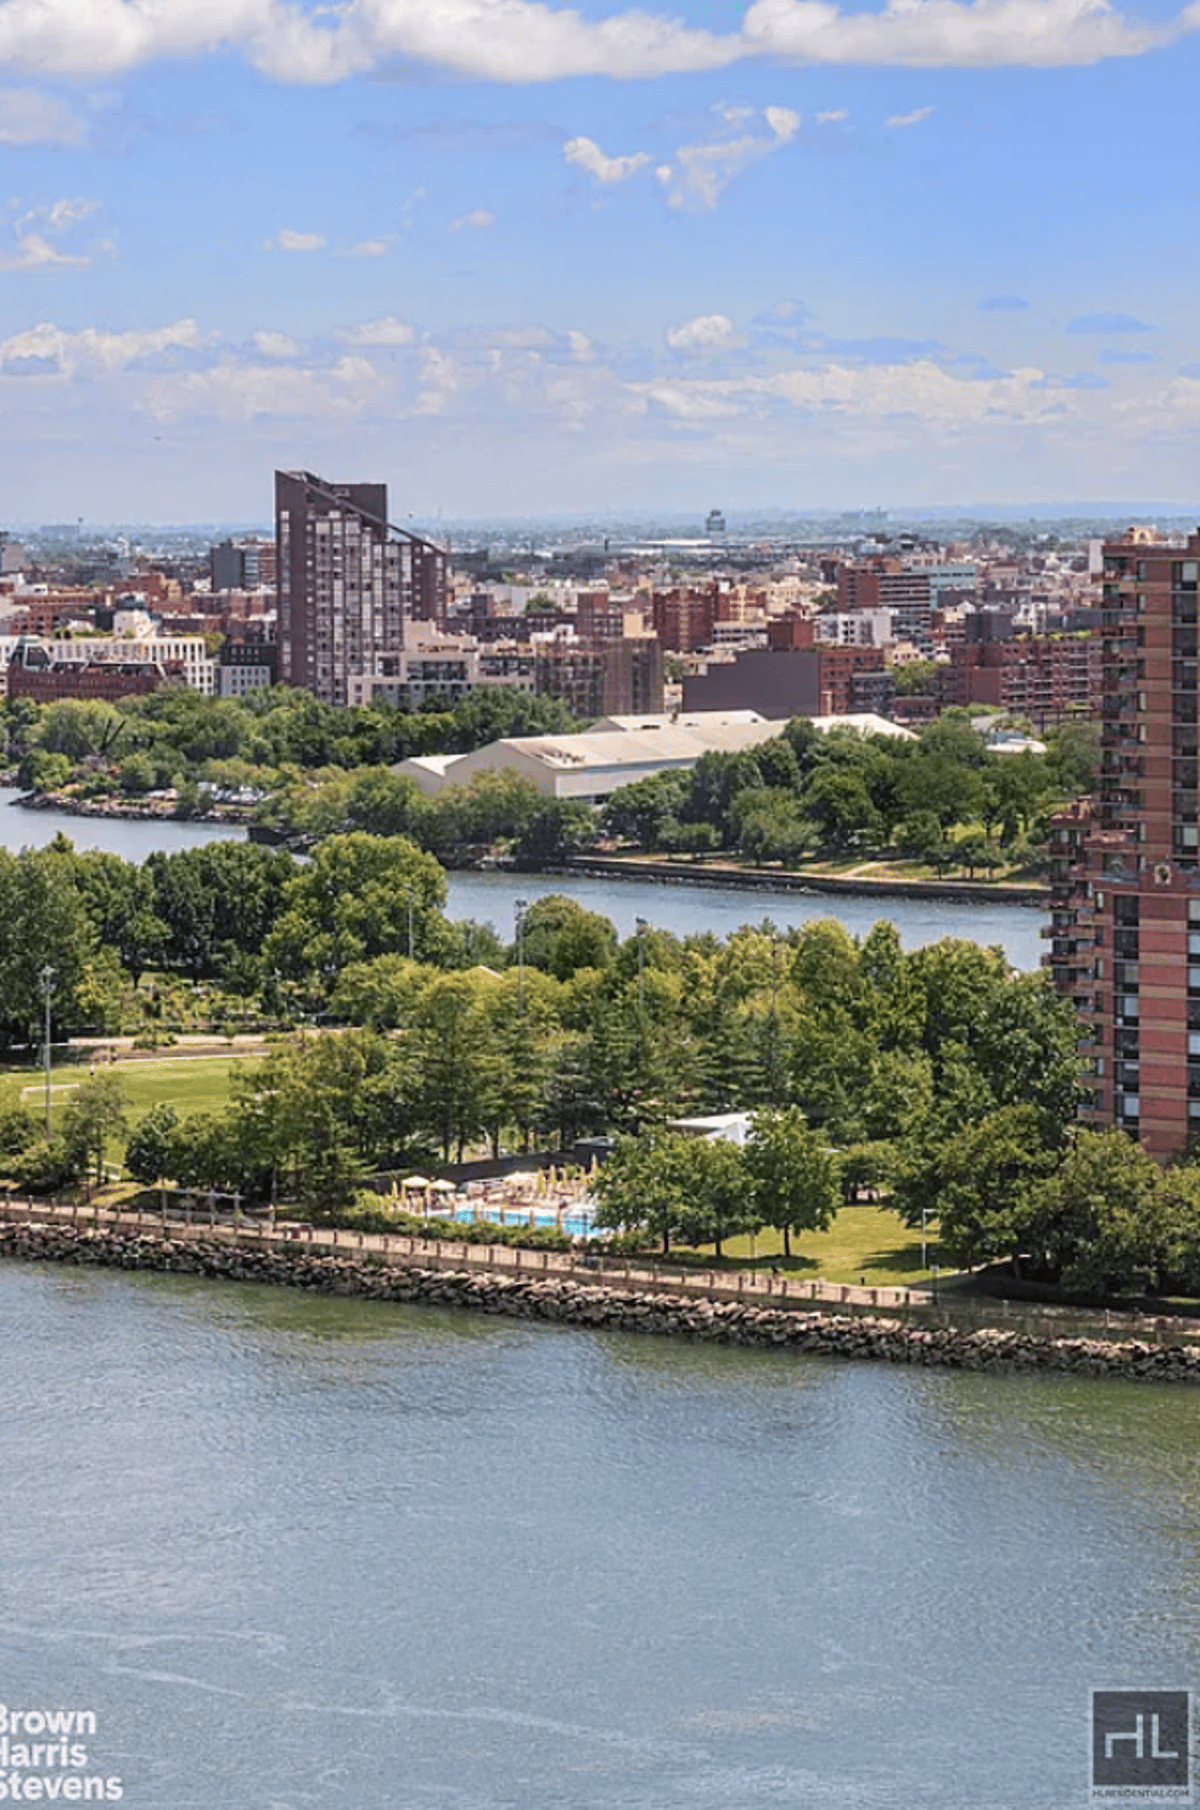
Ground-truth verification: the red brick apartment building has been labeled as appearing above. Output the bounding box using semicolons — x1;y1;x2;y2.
941;633;1101;727
1046;528;1200;1157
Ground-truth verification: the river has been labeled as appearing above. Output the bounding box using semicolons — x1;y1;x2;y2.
0;789;1044;969
1;1260;1194;1810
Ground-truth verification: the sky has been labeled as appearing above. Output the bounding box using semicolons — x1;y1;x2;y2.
0;0;1199;523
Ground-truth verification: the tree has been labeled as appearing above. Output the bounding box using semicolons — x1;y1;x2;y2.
1030;1130;1170;1293
124;1103;181;1188
62;1071;127;1186
933;1105;1060;1273
744;1108;841;1258
592;1130;698;1254
513;895;617;979
262;833;447;982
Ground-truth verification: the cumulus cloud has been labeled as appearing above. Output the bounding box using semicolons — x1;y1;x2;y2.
0;0;739;85
740;0;1170;68
1066;310;1155;333
335;315;418;346
251;329;303;359
448;207;495;231
0;318;205;377
666;312;745;352
885;105;933;126
563;134;650;185
660;102;800;210
267;227;327;253
0;87;84;144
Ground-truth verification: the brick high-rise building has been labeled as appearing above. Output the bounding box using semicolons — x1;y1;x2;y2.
274;470;447;707
1046;527;1200;1157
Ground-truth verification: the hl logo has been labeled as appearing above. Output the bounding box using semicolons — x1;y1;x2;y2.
1092;1691;1192;1800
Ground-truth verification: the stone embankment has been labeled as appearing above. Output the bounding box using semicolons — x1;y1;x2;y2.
6;1221;1200;1385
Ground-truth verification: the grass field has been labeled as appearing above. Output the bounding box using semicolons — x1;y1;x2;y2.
2;1054;261;1126
675;1203;941;1289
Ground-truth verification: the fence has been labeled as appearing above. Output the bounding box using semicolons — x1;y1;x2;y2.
1;1195;1197;1347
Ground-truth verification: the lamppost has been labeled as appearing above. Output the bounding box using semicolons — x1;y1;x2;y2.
515;898;529;1013
403;886;415;961
40;964;54;1137
635;917;647;1016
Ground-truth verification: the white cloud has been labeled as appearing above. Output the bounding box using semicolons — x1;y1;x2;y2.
0;197;102;272
342;237;392;257
448;207;495;232
666;312;745;352
0;87;84;144
563;134;650;186
0;318;205;376
145;354;378;423
251;329;303;359
0;0;1165;87
267;227;327;252
661;102;800;210
816;107;848;122
335;315;418;346
741;0;1168;68
885;105;934;126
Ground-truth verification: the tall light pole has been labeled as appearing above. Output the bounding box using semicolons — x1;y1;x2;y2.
635;917;647;1017
404;887;415;961
515;898;529;1014
40;964;54;1137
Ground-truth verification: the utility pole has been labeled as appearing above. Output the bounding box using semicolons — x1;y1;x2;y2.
635;917;647;1017
515;899;528;1013
40;964;54;1137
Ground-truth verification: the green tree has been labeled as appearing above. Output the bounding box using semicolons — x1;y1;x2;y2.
62;1071;127;1186
744;1107;841;1258
124;1103;181;1188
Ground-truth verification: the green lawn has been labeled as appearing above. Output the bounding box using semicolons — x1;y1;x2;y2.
675;1203;942;1289
1;1054;260;1126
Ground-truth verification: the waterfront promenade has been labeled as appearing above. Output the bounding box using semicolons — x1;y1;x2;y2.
3;1193;1198;1350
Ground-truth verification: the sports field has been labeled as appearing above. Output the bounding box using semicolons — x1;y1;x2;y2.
3;1052;261;1124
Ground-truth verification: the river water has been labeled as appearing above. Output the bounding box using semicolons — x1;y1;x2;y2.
0;791;1043;969
1;1260;1195;1810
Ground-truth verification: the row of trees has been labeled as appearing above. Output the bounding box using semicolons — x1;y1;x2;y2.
5;685;581;803
601;714;1098;865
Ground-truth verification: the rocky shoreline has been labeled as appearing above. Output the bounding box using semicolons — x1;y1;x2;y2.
5;1222;1199;1384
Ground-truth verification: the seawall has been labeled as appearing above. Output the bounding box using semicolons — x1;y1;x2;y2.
5;1221;1200;1385
562;855;1046;907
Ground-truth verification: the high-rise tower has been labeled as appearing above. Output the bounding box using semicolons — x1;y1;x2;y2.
1047;526;1200;1157
274;470;447;707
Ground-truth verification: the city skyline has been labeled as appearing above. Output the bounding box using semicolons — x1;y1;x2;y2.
0;0;1197;519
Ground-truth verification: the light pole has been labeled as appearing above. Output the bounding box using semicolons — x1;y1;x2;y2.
404;887;415;961
515;898;528;1013
40;964;54;1137
635;917;647;1017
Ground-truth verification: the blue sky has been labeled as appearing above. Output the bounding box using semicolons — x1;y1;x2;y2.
0;0;1198;522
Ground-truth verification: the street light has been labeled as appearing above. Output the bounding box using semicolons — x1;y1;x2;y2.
403;886;415;961
515;898;529;1013
40;964;54;1137
635;917;648;1016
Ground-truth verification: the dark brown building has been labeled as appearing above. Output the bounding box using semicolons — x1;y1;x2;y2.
682;646;891;720
274;470;447;707
1046;527;1200;1157
534;638;663;719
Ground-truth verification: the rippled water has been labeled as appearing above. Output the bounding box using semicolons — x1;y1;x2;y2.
1;1262;1197;1808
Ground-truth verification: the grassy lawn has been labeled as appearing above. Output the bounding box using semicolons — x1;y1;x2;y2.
0;1054;260;1126
674;1202;942;1289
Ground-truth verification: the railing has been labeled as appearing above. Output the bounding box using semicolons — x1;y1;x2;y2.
3;1196;1200;1347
